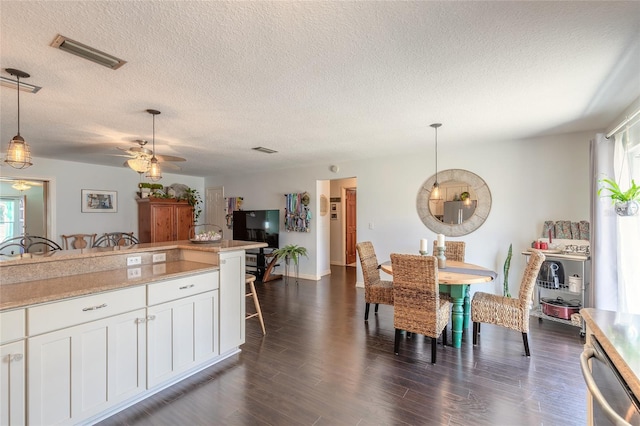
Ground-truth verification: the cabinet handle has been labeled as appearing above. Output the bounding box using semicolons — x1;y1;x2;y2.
135;318;146;324
179;284;195;290
82;303;107;311
146;315;156;321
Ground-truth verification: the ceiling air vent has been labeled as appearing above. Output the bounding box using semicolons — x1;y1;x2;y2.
50;34;127;70
252;147;278;154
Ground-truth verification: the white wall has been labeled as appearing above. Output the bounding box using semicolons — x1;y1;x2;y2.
206;130;592;295
2;157;205;245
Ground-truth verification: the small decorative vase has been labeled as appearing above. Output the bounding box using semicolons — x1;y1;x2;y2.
615;201;639;217
436;246;446;269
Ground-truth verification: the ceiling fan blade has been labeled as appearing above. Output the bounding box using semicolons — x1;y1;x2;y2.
156;154;186;162
159;162;182;171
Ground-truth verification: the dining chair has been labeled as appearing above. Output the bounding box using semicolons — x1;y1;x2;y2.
356;241;394;321
93;232;139;247
471;249;545;356
0;235;63;255
432;240;465;261
391;253;451;363
62;233;97;249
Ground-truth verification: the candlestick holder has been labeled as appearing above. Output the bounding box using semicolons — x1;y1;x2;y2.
436;246;446;268
419;250;428;256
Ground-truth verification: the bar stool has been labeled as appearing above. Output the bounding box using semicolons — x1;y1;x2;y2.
245;274;266;335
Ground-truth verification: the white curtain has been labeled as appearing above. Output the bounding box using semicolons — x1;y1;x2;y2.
591;121;640;314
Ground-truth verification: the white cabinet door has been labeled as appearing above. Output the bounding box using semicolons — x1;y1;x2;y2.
28;309;146;425
0;340;25;426
219;250;246;354
147;290;218;389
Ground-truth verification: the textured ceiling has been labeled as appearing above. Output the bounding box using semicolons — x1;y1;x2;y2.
1;1;639;177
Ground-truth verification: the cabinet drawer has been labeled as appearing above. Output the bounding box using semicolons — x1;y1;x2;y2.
148;271;219;306
28;286;146;336
0;309;25;344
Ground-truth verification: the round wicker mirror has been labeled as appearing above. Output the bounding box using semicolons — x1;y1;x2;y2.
416;169;491;236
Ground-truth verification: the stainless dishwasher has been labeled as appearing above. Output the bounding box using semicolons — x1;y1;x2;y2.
581;336;640;425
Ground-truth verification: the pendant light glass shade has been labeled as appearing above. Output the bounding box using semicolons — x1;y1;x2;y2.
430;123;442;200
11;180;31;191
4;69;33;169
145;109;162;181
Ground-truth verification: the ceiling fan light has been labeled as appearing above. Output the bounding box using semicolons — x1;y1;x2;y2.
127;158;150;173
146;158;162;181
5;136;33;169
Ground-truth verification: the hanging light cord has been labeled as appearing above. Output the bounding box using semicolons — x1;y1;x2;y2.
434;125;438;185
16;74;21;136
151;113;156;158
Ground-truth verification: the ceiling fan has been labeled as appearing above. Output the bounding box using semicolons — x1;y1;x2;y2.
115;139;186;173
0;177;44;191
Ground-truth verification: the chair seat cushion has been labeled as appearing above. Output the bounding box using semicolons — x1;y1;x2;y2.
471;292;529;333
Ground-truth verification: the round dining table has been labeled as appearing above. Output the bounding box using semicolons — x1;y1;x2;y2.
380;259;496;348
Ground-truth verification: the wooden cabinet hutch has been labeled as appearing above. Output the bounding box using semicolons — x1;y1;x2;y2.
137;198;193;243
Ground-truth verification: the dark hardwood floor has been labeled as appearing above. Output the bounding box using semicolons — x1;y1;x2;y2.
99;266;587;426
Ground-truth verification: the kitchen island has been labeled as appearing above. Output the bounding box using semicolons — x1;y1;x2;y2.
0;240;266;425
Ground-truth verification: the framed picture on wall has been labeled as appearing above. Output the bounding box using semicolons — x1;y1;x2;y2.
81;189;117;213
331;213;338;220
331;203;337;211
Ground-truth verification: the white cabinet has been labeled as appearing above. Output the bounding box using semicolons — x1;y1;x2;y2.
0;309;26;426
1;340;25;426
146;290;219;388
218;250;246;354
27;287;146;425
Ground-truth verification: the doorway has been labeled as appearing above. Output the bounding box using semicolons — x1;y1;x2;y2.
329;177;357;266
345;188;357;265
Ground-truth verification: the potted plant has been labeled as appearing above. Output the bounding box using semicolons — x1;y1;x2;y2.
597;177;640;216
138;182;152;198
272;244;308;284
181;188;202;223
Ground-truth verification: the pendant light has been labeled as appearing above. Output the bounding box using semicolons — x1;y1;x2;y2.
4;69;33;169
145;109;162;181
430;123;442;199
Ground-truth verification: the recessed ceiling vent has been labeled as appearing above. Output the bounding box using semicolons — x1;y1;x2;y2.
50;34;127;70
252;147;278;154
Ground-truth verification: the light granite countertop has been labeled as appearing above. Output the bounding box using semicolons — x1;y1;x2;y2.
0;260;219;311
0;239;267;266
0;240;267;311
581;308;640;398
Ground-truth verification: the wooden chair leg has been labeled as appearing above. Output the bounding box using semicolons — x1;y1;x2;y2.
249;281;266;335
473;322;479;345
394;328;401;355
522;332;531;357
431;336;437;364
374;303;379;313
364;303;370;321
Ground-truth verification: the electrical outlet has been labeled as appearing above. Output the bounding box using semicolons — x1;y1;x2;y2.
152;253;166;263
127;256;142;266
369;222;374;230
127;267;142;279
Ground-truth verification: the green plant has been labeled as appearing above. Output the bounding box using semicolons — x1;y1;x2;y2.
502;243;512;298
183;188;202;223
597;178;640;203
272;244;308;265
138;182;152;189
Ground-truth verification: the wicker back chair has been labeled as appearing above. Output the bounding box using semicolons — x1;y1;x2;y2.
432;240;465;261
391;253;451;364
356;241;394;321
471;249;545;356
